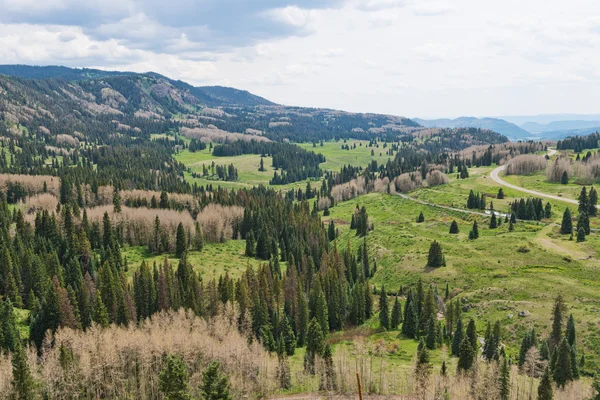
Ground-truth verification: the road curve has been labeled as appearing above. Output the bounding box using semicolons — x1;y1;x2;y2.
490;165;582;206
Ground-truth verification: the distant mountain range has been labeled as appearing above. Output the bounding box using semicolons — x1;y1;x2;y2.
415;115;600;141
413;117;533;140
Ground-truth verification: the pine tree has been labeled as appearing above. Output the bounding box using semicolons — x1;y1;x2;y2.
589;187;598;216
426;314;437;350
200;361;232;400
561;170;569;184
497;188;505;199
426;240;444;268
489;213;497;228
245;230;256;257
579;187;588;214
159;354;190;400
451;318;463;356
379;285;390;330
457;337;475;372
499;356;510;400
92;290;109;328
175;222;187;258
537;367;553;400
327;220;336;241
553;338;574;388
577;212;590;235
402;298;419;339
113;188;121;213
11;344;36;400
390;296;402;330
550;295;565;351
509;219;514;232
545;202;552;218
577;227;586;242
560;208;572;235
469;220;479;240
417;212;425;223
449;220;459;234
305;318;325;373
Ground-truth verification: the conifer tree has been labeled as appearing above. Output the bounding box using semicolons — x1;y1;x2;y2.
466;319;478;353
328;220;336;241
113;188;121;213
305;318;325;374
489;213;497;229
245;231;256;257
553;338;574;388
92;290;109;328
550;295;565;351
451;318;463;357
499;356;510;400
449;220;459;234
561;170;569;184
537;367;553;400
426;240;444;268
159;354;190;400
577;227;586;242
390;296;402;330
469;220;479;240
200;361;232;400
426;314;437;350
497;188;505;199
589;187;598;216
560;208;573;235
379;285;390;330
175;222;187;258
579;187;588;214
545;202;552;218
577;212;590;235
417;212;425;223
509;219;514;232
402;298;419;339
296;290;309;346
457;337;475;372
11;344;36;400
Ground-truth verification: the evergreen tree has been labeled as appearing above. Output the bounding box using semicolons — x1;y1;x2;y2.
426;240;445;268
561;170;569;184
509;219;514;232
200;361;232;400
553;338;574;388
379;285;390;330
327;220;336;241
425;314;437;350
245;231;256;257
499;356;510;400
390;296;402;330
159;354;190;400
577;227;586;242
457;337;475;372
579;187;588;214
550;295;565;351
497;188;505;199
417;212;425;223
305;318;325;373
113;188;122;213
175;222;187;258
589;187;598;216
489;213;497;229
11;344;36;400
451;318;463;356
577;212;590;235
449;220;459;234
545;202;552;218
560;208;573;235
469;220;479;240
402;297;419;339
538;367;553;400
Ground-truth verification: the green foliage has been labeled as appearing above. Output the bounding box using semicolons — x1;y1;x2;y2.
390;296;402;330
379;285;390;330
449;220;459;234
560;208;572;235
426;240;445;268
199;361;232;400
159;354;190;400
553;338;574;388
11;344;36;400
538;367;553;400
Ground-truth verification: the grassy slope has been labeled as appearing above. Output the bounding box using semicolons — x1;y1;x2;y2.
297;140;392;172
325;188;600;367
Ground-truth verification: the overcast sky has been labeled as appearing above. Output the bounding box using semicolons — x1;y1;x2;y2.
1;0;600;118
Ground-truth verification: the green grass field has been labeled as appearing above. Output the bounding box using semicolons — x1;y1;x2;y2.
122;240;269;280
325;192;600;366
297;140;393;171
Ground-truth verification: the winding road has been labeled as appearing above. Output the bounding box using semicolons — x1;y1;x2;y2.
489;166;580;207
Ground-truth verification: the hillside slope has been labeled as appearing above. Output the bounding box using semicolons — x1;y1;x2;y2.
414;116;532;140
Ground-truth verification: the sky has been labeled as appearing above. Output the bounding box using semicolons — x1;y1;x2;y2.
1;0;600;118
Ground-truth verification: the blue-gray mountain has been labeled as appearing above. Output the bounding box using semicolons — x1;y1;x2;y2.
413;117;532;140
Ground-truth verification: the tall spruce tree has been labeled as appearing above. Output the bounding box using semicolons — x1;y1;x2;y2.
560;208;573;235
538;367;553;400
199;361;232;400
158;354;190;400
390;296;402;330
175;222;187;258
449;220;459;234
11;344;36;400
553;338;574;388
379;285;390;330
499;356;510;400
